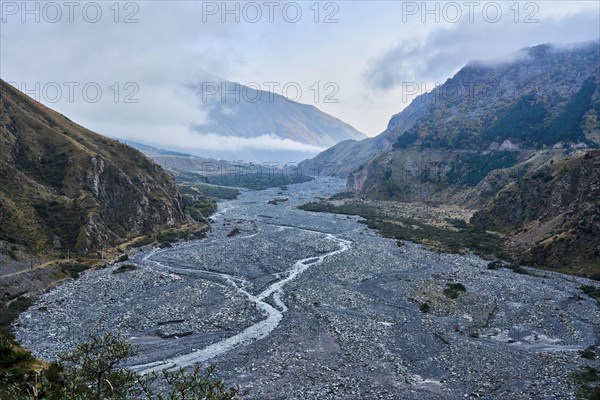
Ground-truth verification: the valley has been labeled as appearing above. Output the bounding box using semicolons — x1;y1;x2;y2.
13;179;600;399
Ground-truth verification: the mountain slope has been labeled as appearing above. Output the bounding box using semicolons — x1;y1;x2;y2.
0;79;187;256
299;41;599;276
472;150;600;275
193;78;366;149
300;41;600;178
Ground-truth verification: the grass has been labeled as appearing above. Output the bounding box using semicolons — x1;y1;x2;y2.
60;262;89;279
126;224;209;250
127;234;155;249
299;200;506;259
112;264;137;274
571;366;600;399
183;183;240;200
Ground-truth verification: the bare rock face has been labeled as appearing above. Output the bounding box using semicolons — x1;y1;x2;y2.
0;79;187;255
499;140;519;152
347;163;370;193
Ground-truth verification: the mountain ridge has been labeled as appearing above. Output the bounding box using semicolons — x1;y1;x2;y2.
189;76;366;152
299;40;600;177
0;79;189;258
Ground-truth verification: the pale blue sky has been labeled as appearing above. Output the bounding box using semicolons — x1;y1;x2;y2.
1;1;599;152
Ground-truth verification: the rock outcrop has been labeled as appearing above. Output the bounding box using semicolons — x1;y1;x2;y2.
0;79;187;256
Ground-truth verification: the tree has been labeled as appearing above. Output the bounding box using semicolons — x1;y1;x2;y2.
137;365;241;400
1;333;240;399
58;333;137;400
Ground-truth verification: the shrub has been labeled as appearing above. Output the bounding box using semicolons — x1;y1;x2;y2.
581;348;597;360
227;228;241;237
0;335;33;369
487;260;504;270
419;303;431;313
508;264;533;275
1;333;240;399
112;264;137;274
60;263;89;279
443;283;466;299
581;285;600;300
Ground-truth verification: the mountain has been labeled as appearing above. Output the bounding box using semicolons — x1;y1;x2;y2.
299;41;600;178
298;40;599;275
0;79;188;257
119;140;219;171
192;77;366;149
472;150;600;275
122;140;313;190
120;76;365;164
118;140;201;158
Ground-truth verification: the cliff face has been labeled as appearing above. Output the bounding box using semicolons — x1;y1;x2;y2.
302;41;600;180
307;41;600;276
0;80;187;255
472;150;600;274
344;42;600;203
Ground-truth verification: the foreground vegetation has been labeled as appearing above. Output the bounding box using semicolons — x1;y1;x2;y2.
0;333;239;400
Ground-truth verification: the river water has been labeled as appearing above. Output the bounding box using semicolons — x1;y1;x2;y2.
14;178;600;399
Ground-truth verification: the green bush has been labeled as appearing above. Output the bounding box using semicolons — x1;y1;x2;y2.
0;335;33;369
60;263;89;279
487;260;504;270
227;228;241;237
581;285;600;300
1;333;240;399
443;283;466;299
419;303;431;313
112;264;137;274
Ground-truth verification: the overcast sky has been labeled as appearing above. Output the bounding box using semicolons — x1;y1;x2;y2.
1;1;599;154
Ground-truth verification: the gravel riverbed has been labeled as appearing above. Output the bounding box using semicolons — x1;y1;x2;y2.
13;178;600;399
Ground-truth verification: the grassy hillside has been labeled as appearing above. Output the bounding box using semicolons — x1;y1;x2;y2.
0;79;188;259
471;150;600;277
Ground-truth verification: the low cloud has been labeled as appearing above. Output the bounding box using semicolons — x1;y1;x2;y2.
118;128;325;154
364;10;600;92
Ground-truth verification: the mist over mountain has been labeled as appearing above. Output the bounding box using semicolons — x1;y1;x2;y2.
192;77;365;146
300;40;600;177
120;75;366;164
299;40;600;273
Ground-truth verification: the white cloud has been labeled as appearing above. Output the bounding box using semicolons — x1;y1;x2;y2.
1;0;598;141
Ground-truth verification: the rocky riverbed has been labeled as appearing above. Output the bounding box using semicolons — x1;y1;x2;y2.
13;178;600;399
